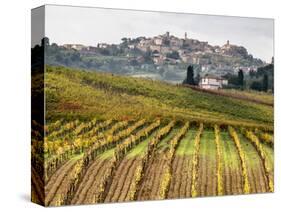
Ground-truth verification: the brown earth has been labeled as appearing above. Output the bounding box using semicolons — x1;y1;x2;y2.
136;155;166;201
243;147;269;193
71;159;110;205
198;141;217;197
104;158;142;203
45;159;78;206
167;156;193;198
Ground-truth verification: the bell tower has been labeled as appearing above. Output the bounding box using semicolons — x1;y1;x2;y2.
166;31;170;38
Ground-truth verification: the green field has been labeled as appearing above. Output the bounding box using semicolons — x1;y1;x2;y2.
221;89;274;105
45;66;273;130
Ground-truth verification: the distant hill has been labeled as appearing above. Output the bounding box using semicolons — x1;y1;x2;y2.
45;65;273;129
44;33;268;83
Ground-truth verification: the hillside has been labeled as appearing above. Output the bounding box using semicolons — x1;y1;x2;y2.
45;33;267;83
32;65;274;205
45;66;273;129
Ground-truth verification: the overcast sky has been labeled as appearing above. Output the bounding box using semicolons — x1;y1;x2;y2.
44;5;274;62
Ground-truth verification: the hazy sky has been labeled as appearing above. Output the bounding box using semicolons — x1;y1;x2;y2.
45;5;274;62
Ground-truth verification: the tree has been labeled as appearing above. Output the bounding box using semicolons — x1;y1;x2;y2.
194;73;200;85
249;69;255;78
55;54;63;62
100;48;110;55
223;73;238;86
86;59;93;68
70;52;81;62
250;81;263;91
41;37;49;47
262;74;268;92
238;69;244;89
143;50;153;64
121;37;128;44
129;59;138;66
183;65;195;85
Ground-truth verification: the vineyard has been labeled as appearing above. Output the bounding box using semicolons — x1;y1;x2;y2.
31;118;274;206
31;66;274;206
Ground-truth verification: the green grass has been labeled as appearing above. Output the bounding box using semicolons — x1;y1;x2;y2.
198;129;216;161
176;128;197;156
221;89;273;105
45;65;273;129
126;139;149;158
98;148;115;160
260;142;274;171
157;127;179;152
72;153;84;160
126;130;159;158
220;131;240;169
44;152;83;164
238;133;261;168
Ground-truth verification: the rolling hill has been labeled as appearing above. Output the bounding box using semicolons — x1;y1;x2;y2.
45;65;273;130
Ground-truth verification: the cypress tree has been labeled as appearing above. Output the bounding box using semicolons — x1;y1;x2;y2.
263;74;268;92
238;69;244;89
186;65;195;85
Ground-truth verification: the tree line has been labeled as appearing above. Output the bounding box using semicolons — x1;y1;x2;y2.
182;65;272;92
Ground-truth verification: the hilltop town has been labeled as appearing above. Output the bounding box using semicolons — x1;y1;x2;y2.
61;32;264;74
44;32;270;85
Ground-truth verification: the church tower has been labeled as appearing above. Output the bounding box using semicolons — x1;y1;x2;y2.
166;31;170;38
184;32;187;40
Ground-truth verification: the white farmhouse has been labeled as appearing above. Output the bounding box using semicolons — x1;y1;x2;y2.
199;74;228;90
